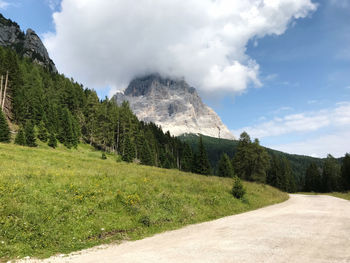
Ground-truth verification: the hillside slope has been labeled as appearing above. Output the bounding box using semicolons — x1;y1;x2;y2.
179;134;324;188
0;142;287;260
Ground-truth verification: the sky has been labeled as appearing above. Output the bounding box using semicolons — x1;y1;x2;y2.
1;0;349;158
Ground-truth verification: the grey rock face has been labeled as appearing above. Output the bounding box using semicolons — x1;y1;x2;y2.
113;74;235;140
0;14;57;72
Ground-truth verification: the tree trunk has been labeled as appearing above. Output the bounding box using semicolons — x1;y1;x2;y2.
0;75;3;108
2;72;8;111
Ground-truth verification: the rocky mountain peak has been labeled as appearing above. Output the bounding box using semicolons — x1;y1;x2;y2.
113;74;235;140
0;13;57;72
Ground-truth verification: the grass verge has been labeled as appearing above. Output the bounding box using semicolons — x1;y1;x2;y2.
0;142;288;261
298;192;350;201
327;192;350;201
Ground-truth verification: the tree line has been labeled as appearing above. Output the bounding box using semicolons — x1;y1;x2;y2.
0;45;349;193
304;154;350;192
215;132;350;193
0;46;194;170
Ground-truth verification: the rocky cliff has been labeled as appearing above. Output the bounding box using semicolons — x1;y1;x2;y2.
0;13;57;72
113;74;235;140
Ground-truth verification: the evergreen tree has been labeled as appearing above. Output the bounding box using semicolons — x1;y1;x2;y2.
0;110;10;143
37;121;48;142
304;163;321;192
267;155;296;192
140;140;154;166
122;133;135;163
281;157;297;193
181;143;193;172
48;132;57;148
14;127;26;145
231;177;246;199
322;154;341;192
341;153;350;191
250;139;270;183
193;136;211;175
24;120;37;147
233;132;269;183
60;108;77;149
233;132;252;180
218;153;233;178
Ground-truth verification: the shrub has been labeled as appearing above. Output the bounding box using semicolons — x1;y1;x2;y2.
24;120;37;147
48;132;57;148
37;121;48;142
139;215;151;227
15;127;26;145
101;153;107;160
232;177;246;199
0;110;10;143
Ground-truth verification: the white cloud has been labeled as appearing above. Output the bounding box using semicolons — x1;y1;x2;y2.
0;0;9;9
271;131;350;158
44;0;317;95
232;102;350;139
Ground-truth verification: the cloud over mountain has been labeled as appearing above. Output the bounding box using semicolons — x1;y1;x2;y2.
44;0;317;95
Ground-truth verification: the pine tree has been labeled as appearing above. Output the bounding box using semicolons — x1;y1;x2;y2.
48;132;57;148
140;140;154;166
181;143;193;172
122;133;135;163
37;121;48;142
232;132;252;180
231;177;246;199
233;133;269;183
193;136;211;175
322;154;341;192
341;153;350;191
305;163;321;192
281;157;296;193
218;153;233;178
0;110;10;143
250;139;270;183
61;108;76;149
15;127;26;145
24;120;37;147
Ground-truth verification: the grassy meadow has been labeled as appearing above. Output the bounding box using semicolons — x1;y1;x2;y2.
0;142;288;261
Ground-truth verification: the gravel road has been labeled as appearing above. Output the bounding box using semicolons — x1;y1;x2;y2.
23;194;350;263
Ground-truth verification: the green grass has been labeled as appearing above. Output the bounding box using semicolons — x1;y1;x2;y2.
327;192;350;201
0;142;288;261
299;192;350;201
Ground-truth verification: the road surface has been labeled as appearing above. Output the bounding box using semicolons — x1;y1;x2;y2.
23;194;350;263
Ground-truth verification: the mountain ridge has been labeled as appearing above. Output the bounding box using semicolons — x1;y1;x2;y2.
0;13;57;72
113;74;235;140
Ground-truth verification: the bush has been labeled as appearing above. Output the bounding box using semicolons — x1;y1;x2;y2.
15;127;26;146
139;215;151;227
48;132;57;148
101;153;107;160
232;177;246;199
0;110;10;143
24;120;37;147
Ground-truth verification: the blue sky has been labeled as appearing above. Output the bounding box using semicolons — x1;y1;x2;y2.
1;0;349;157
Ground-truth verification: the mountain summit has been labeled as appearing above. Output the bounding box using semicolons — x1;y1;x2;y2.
113;74;235;140
0;14;57;72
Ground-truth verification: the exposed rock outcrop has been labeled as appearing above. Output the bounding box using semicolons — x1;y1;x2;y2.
0;14;57;72
113;74;235;140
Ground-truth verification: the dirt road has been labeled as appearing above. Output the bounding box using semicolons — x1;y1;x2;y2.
24;194;350;263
